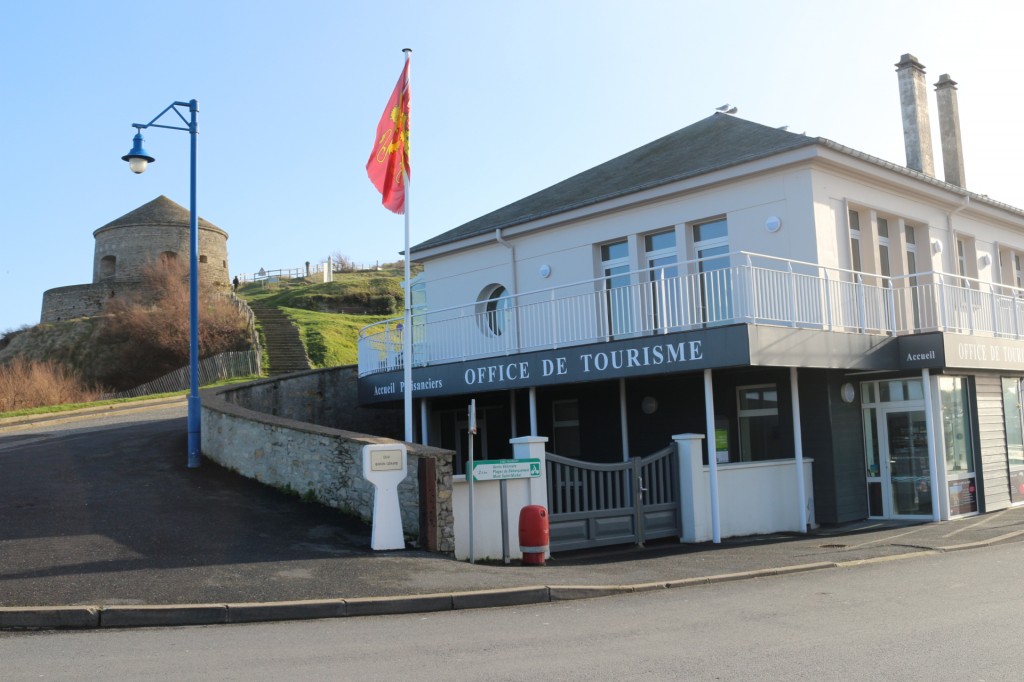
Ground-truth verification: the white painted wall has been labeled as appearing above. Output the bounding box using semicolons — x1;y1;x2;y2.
419;166;815;316
713;459;816;538
451;437;549;561
808;157;1024;284
677;434;815;541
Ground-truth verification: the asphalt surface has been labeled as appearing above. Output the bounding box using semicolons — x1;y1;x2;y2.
3;397;1024;629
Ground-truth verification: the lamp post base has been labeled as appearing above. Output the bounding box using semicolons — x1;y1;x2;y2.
187;394;202;468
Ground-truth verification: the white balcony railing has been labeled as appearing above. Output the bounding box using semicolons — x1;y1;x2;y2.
358;251;1024;377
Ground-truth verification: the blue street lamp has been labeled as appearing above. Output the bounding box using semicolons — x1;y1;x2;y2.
122;100;202;468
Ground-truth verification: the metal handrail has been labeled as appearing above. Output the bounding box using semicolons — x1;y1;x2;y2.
357;250;1024;376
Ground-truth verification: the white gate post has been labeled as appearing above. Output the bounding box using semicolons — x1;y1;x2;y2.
512;436;548;510
674;434;711;543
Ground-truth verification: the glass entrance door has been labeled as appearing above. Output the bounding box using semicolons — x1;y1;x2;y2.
881;409;932;517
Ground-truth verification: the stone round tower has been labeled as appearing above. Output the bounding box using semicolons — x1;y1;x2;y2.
41;196;230;323
92;195;229;288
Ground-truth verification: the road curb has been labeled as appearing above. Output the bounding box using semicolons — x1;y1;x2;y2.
451;586;550;610
99;604;229;628
1;540;1020;630
225;599;346;624
0;560;856;630
0;606;100;629
0;397;186;430
937;529;1024;552
549;585;637;601
835;550;939;568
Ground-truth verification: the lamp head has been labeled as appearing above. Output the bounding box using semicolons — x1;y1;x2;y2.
122;131;155;174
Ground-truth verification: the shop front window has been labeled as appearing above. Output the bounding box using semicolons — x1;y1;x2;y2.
737;384;781;461
1002;378;1024;504
940;376;977;516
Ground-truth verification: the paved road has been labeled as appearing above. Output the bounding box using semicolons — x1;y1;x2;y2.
2;540;1020;680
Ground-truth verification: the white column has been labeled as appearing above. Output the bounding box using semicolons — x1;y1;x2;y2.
419;399;429;445
619;378;630;462
790;367;808;533
511;436;549;510
923;368;941;521
529;386;538;436
673;434;711;542
510;390;518;439
703;369;721;543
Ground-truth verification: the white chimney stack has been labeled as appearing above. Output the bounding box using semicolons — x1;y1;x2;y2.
935;73;966;187
895;54;935;176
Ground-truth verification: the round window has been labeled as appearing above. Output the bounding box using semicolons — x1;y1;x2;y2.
482;285;511;336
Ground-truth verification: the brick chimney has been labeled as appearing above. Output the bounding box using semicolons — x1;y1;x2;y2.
935;74;966;187
895;54;935;176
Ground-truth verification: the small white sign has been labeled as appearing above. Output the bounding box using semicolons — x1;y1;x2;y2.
472;459;541;482
370;449;404;471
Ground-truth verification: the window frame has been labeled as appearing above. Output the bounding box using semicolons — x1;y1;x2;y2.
736;383;781;461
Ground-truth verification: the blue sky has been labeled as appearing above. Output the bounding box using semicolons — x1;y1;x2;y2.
3;0;1023;332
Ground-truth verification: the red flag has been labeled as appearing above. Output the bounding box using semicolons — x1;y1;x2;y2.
367;60;410;214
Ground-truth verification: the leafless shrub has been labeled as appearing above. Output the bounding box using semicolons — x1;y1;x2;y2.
99;258;249;389
327;251;358;272
0;358;102;413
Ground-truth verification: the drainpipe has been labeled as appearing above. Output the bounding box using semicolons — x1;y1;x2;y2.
945;195;970;274
495;228;517;293
495;228;521;353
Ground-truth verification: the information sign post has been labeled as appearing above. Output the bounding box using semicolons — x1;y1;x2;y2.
361;443;408;550
471;458;542;564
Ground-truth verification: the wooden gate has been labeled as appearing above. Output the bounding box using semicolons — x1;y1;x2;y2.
545;446;681;553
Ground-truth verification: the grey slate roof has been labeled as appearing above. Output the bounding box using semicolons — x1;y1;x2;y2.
411;113;817;254
95;195;222;234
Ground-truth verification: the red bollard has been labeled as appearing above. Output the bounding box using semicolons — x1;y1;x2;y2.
518;505;549;566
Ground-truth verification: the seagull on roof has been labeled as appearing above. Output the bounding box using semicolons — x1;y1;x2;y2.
716;104;731;112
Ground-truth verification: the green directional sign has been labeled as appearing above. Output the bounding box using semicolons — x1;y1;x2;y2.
472;458;542;482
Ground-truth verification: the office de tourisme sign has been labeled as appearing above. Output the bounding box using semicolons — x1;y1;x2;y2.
358;326;749;403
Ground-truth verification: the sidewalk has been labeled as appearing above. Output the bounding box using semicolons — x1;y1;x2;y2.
3;399;1024;630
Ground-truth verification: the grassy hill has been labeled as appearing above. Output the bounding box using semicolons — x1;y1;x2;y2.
0;266;410;414
238;266;414;368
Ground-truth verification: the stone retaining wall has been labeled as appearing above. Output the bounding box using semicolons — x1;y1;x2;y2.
201;366;454;552
40;281;160;323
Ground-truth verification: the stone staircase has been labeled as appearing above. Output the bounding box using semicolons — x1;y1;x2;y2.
247;301;311;375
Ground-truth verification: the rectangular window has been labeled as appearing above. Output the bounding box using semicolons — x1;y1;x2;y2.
1015;254;1023;290
957;238;969;285
877;217;891;278
939;377;974;472
876;378;924;402
693;218;730;324
737;384;782;461
645;230;678;330
906;225;920;328
1002;378;1024;504
601;240;633;337
849;209;862;272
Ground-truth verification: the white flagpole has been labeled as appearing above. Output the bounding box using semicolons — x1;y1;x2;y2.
401;48;414;443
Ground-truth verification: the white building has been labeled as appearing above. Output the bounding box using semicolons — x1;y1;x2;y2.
358;55;1024;553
